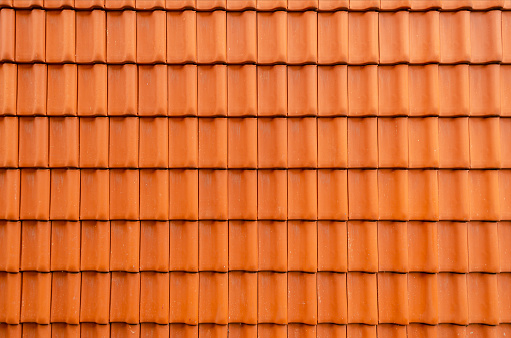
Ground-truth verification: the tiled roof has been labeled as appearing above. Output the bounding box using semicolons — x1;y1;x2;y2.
0;1;511;337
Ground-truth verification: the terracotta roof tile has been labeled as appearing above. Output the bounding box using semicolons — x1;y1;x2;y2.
1;2;511;334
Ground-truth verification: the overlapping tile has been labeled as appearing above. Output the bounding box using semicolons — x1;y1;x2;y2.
0;1;510;336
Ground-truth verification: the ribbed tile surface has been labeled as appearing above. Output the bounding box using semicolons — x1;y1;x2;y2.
1;1;511;337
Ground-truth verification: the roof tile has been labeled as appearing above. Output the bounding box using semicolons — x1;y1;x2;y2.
50;221;80;271
0;170;19;220
17;64;47;116
109;169;139;220
438;170;470;221
50;272;80;324
288;272;317;324
0;9;15;61
348;222;378;272
49;117;78;167
348;66;378;116
258;12;287;64
0;64;16;116
106;11;136;62
379;12;409;64
15;9;45;62
197;11;226;64
198;170;228;219
45;9;75;63
407;273;438;324
408;170;439;221
110;221;140;272
80;170;109;220
318;66;348;117
107;65;138;116
258;221;287;271
198;221;228;271
439;65;470;117
317;272;347;324
378;169;408;221
409;65;440;116
437;221;468;273
227;66;257;117
77;65;107;116
80;221;110;271
348;118;378;168
318;169;348;220
378;117;408;168
228;220;258;271
287;12;317;65
258;66;287;117
168;66;197;116
437;273;468;324
258;272;287;324
347;272;378;324
169;170;198;220
227;170;257;219
378;221;408;272
348;170;378;220
378;65;408;117
288;221;317;271
198;66;227;117
166;11;196;63
138;65;167;116
349;12;378;64
288;66;317;116
139;169;169;220
470;64;501;117
169;272;199;323
469;170;500;221
438;117;470;168
228;118;257;168
318;12;347;64
140;221;169;271
109;117;139;167
20;169;50;220
0;221;20;272
199;118;227;168
139;117;169;168
410;12;440;64
377;272;408;325
226;12;256;63
140;272;169;324
21;272;51;324
467;273;499;325
169;221;198;271
19;117;48;167
228;272;257;324
408;222;438;272
258;170;287;220
0;272;21;324
110;272;140;323
199;272;228;324
440;11;471;63
408;117;439;168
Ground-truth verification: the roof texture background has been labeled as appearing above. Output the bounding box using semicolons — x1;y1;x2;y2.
0;1;511;336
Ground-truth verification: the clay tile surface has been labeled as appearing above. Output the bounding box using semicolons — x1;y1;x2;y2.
1;1;509;335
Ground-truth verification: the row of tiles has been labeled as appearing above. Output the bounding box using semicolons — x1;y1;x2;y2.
1;10;511;65
1;168;511;221
2;64;511;117
1;0;511;10
1;323;511;338
2;116;511;169
1;220;510;273
0;271;510;325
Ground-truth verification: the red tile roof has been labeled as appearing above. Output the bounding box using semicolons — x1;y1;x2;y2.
0;1;510;335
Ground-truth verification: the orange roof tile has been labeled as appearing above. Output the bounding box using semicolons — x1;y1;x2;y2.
0;2;510;335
